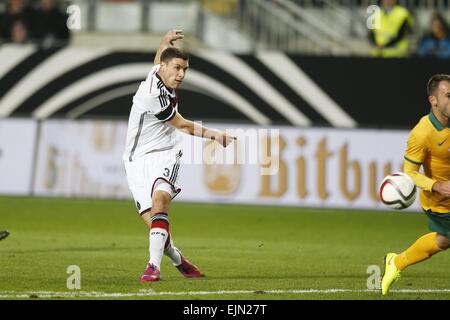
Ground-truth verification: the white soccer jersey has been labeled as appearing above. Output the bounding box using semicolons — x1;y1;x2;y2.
123;64;181;162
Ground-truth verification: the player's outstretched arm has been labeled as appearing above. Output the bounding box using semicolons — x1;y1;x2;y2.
167;112;236;148
403;160;436;192
154;29;184;65
404;160;450;197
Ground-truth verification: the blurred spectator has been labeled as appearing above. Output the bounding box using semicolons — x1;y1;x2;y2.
11;19;28;43
368;0;414;58
0;0;33;43
32;0;70;48
417;13;450;59
201;0;238;17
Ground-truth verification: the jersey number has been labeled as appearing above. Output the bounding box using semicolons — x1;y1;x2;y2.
163;168;170;177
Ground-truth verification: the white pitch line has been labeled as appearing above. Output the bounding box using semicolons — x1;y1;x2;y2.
2;289;450;299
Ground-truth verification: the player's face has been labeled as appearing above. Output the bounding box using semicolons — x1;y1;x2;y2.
160;58;189;90
435;81;450;118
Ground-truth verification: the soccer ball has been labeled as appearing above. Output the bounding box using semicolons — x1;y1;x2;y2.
379;172;417;209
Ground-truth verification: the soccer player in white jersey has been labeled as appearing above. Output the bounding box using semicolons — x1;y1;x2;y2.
123;30;235;282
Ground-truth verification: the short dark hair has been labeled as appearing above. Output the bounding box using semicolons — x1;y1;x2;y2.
427;74;450;96
160;47;189;63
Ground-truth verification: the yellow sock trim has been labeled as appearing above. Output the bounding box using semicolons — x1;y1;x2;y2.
394;232;443;271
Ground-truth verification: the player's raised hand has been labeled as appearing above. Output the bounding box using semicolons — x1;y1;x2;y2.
154;30;184;64
163;29;184;46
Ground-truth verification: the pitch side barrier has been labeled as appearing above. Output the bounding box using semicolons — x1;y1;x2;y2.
0;118;420;211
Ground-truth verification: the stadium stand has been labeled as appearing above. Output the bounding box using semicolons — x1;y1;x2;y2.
2;0;449;55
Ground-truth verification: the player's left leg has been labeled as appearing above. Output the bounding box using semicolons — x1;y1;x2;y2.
435;233;450;249
382;211;450;295
382;232;448;295
395;232;447;271
164;234;203;278
394;211;450;272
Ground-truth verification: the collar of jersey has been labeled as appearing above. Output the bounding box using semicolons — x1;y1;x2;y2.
429;110;450;131
155;72;174;94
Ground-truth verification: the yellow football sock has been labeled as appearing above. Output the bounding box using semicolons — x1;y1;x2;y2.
394;232;443;271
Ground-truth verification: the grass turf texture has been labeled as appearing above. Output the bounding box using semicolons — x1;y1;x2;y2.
0;196;449;300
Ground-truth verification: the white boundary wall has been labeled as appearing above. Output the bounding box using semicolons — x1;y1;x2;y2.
0;119;37;195
1;118;420;211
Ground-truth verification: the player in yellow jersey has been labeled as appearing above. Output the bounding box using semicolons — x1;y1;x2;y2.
381;74;450;295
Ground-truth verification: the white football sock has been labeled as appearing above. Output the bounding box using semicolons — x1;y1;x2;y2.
164;234;182;266
149;228;168;269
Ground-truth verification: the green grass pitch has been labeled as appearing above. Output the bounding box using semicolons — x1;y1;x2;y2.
0;196;449;300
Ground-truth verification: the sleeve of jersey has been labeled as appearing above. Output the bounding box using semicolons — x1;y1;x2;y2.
403;160;436;192
154;106;175;122
404;127;427;165
403;128;436;192
153;94;176;122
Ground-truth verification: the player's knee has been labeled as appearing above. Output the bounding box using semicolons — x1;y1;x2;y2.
151;192;171;213
435;234;450;250
151;198;166;212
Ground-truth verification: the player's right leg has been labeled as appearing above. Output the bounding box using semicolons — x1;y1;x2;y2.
139;189;172;282
124;156;165;282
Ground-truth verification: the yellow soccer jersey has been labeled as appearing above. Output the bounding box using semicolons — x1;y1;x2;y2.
404;112;450;213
